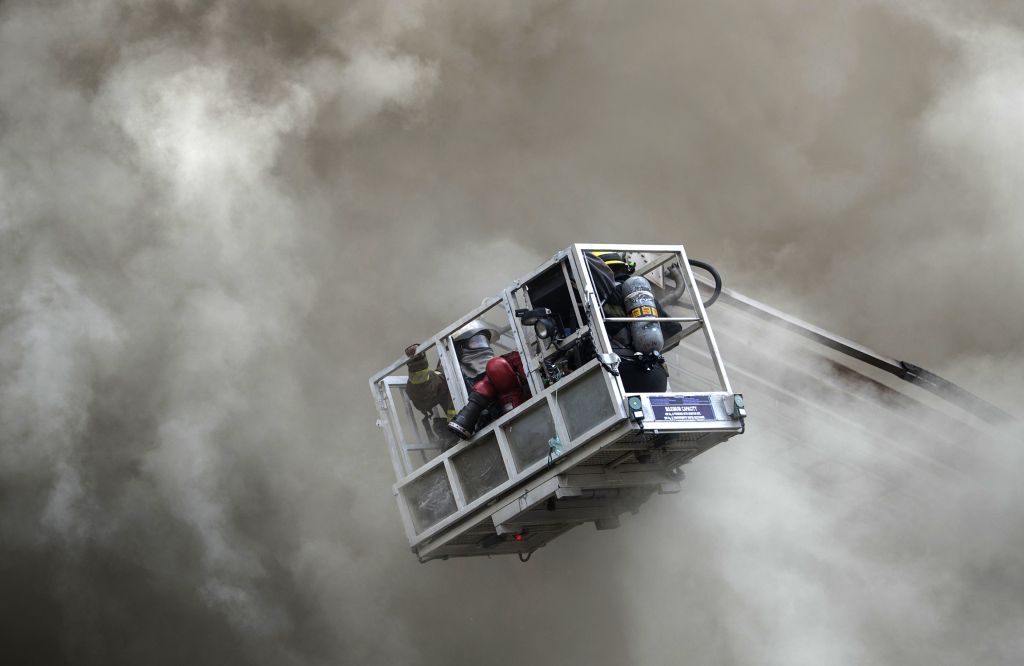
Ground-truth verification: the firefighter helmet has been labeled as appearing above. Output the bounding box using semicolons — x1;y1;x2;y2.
591;251;635;275
453;320;496;349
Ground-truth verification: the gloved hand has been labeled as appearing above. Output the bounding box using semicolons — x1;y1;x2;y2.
405;344;429;374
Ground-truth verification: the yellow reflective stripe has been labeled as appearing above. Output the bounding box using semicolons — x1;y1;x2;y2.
592;252;624;262
409;369;432;384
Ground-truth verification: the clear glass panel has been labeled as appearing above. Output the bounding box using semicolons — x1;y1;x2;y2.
624;249;714;326
388;383;431;447
452;434;509;504
661;336;721;392
381;339;456;476
477;301;517;357
402;465;458;533
557;368;616;441
505;404;557;472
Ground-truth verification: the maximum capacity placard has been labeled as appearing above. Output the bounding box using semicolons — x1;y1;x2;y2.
649;395;716;422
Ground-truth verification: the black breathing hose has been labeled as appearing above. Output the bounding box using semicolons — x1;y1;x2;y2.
664;259;722;309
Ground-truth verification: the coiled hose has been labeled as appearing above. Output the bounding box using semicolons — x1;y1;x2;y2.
664;259;722;309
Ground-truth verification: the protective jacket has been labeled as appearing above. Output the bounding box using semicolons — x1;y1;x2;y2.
406;353;456;419
586;254;681;392
448;351;530;440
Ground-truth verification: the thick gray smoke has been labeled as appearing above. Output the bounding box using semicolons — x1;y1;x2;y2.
1;1;1021;664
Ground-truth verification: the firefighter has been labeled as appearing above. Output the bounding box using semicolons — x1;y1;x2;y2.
588;251;681;392
446;321;530;440
404;320;530;445
404;344;458;450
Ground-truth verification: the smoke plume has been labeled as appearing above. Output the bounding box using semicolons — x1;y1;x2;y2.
1;1;1021;664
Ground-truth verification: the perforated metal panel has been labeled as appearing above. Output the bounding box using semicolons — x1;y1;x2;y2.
452;434;509;503
505;404;557;472
402;466;458;533
557;368;616;440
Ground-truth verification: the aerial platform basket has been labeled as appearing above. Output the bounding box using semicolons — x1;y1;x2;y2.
369;244;746;561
